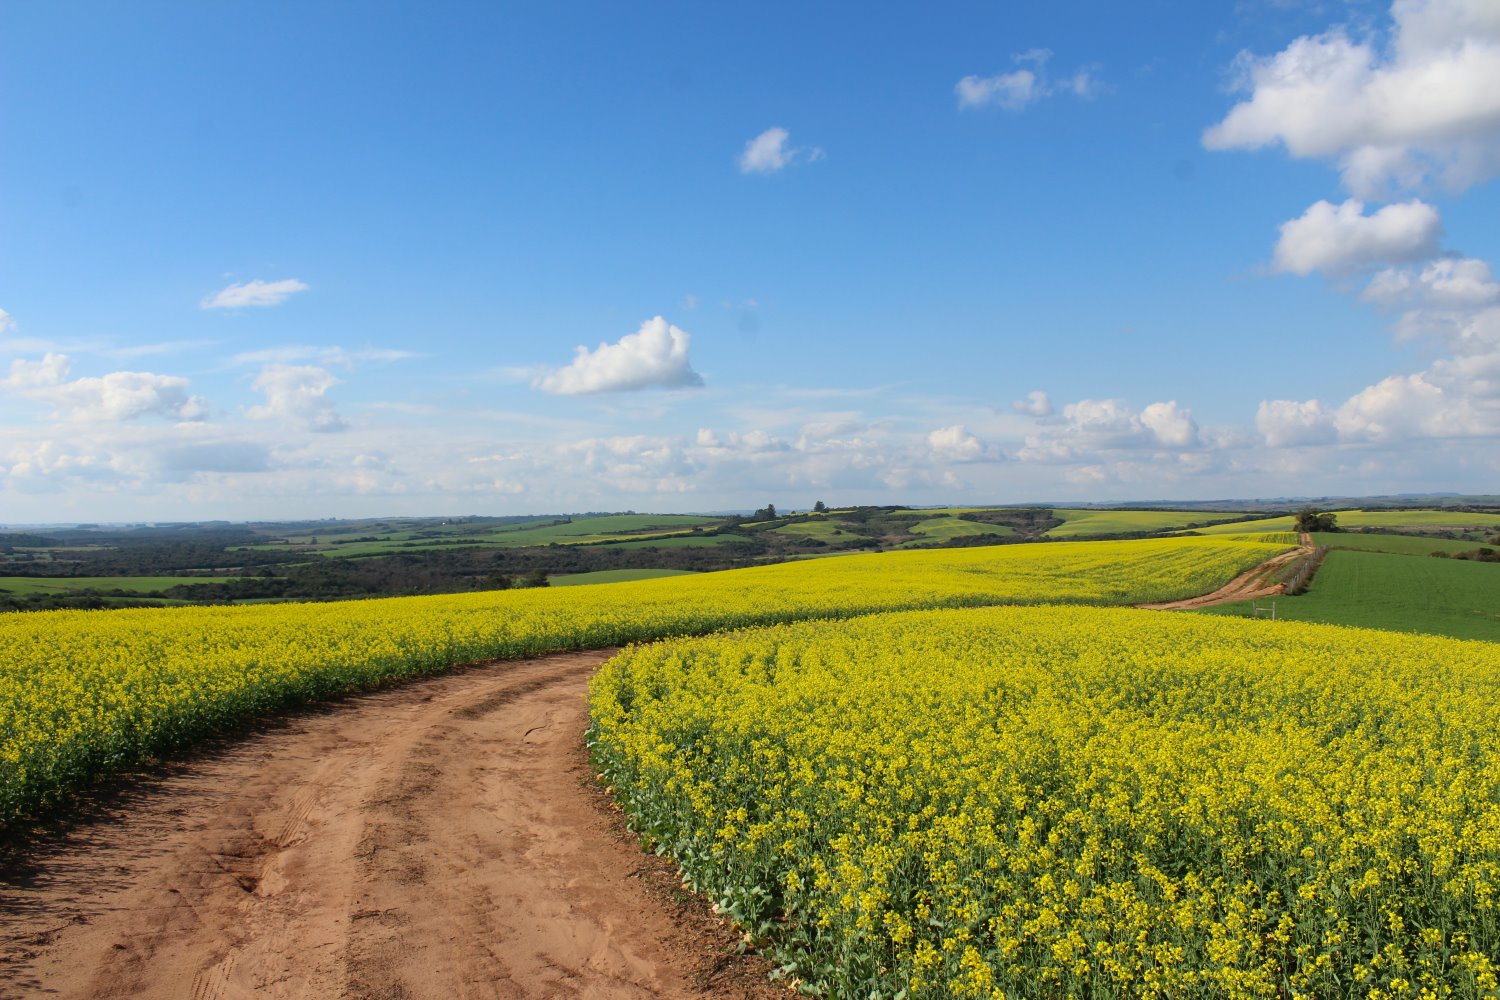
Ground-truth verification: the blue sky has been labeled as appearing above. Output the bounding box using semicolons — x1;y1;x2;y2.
2;0;1498;521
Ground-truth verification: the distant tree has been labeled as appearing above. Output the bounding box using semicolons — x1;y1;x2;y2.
520;568;549;588
813;500;827;513
752;503;778;521
1294;507;1339;533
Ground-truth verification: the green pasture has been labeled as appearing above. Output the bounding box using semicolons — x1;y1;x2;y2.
1337;509;1500;529
1046;508;1243;538
908;515;1012;541
230;513;725;556
473;514;719;547
605;534;749;550
548;568;701;587
1193;509;1500;537
1313;532;1486;556
770;520;857;541
1190;516;1298;535
1197;549;1499;642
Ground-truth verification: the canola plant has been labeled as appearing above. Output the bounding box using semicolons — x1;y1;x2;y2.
0;537;1275;827
591;606;1500;999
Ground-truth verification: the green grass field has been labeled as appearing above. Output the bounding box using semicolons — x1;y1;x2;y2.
605;534;750;550
1197;548;1500;642
907;515;1012;541
230;513;726;556
1313;531;1487;556
462;514;720;548
1189;515;1298;535
1335;509;1500;529
548;568;701;587
770;519;858;541
1045;508;1243;538
0;575;235;595
1193;509;1500;537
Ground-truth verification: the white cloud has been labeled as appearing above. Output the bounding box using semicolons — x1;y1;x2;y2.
956;70;1043;111
927;425;986;461
1062;67;1104;98
738;127;824;174
1265;239;1500;448
1203;0;1500;196
1140;401;1198;447
1332;361;1495;442
231;345;417;367
1256;398;1338;446
0;309;14;335
533;316;704;395
3;353;71;390
1272;198;1442;275
2;352;208;422
247;364;347;432
1011;390;1054;417
201;278;309;310
740;127;792;172
1018;398;1200;462
956;49;1102;111
1364;256;1500;308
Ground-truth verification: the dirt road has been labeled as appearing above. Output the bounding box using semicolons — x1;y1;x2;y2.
0;651;778;999
1137;533;1314;611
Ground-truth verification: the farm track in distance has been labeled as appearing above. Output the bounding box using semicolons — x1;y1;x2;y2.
0;650;778;1000
1137;532;1314;611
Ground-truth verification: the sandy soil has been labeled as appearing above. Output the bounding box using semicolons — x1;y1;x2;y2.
1137;532;1315;611
0;650;780;999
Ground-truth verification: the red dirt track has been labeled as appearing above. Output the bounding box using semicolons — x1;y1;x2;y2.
0;650;778;999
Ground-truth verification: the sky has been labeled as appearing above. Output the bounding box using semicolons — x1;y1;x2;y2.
2;0;1499;522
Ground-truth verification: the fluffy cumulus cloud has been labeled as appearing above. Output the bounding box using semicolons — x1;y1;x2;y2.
0;308;14;335
1213;3;1500;455
927;424;987;462
956;49;1102;111
1364;256;1500;308
1203;0;1500;196
1;353;208;422
534;316;704;395
738;127;823;174
247;364;347;432
1272;198;1442;275
1260;246;1500;447
1140;401;1198;447
1011;390;1054;416
201;278;309;310
956;68;1044;111
1017;398;1200;463
1256;398;1338;447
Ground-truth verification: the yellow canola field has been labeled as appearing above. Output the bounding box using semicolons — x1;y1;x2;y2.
590;606;1500;1000
0;537;1277;827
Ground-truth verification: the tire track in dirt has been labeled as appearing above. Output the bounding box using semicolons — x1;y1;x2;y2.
1137;532;1315;611
0;650;779;999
